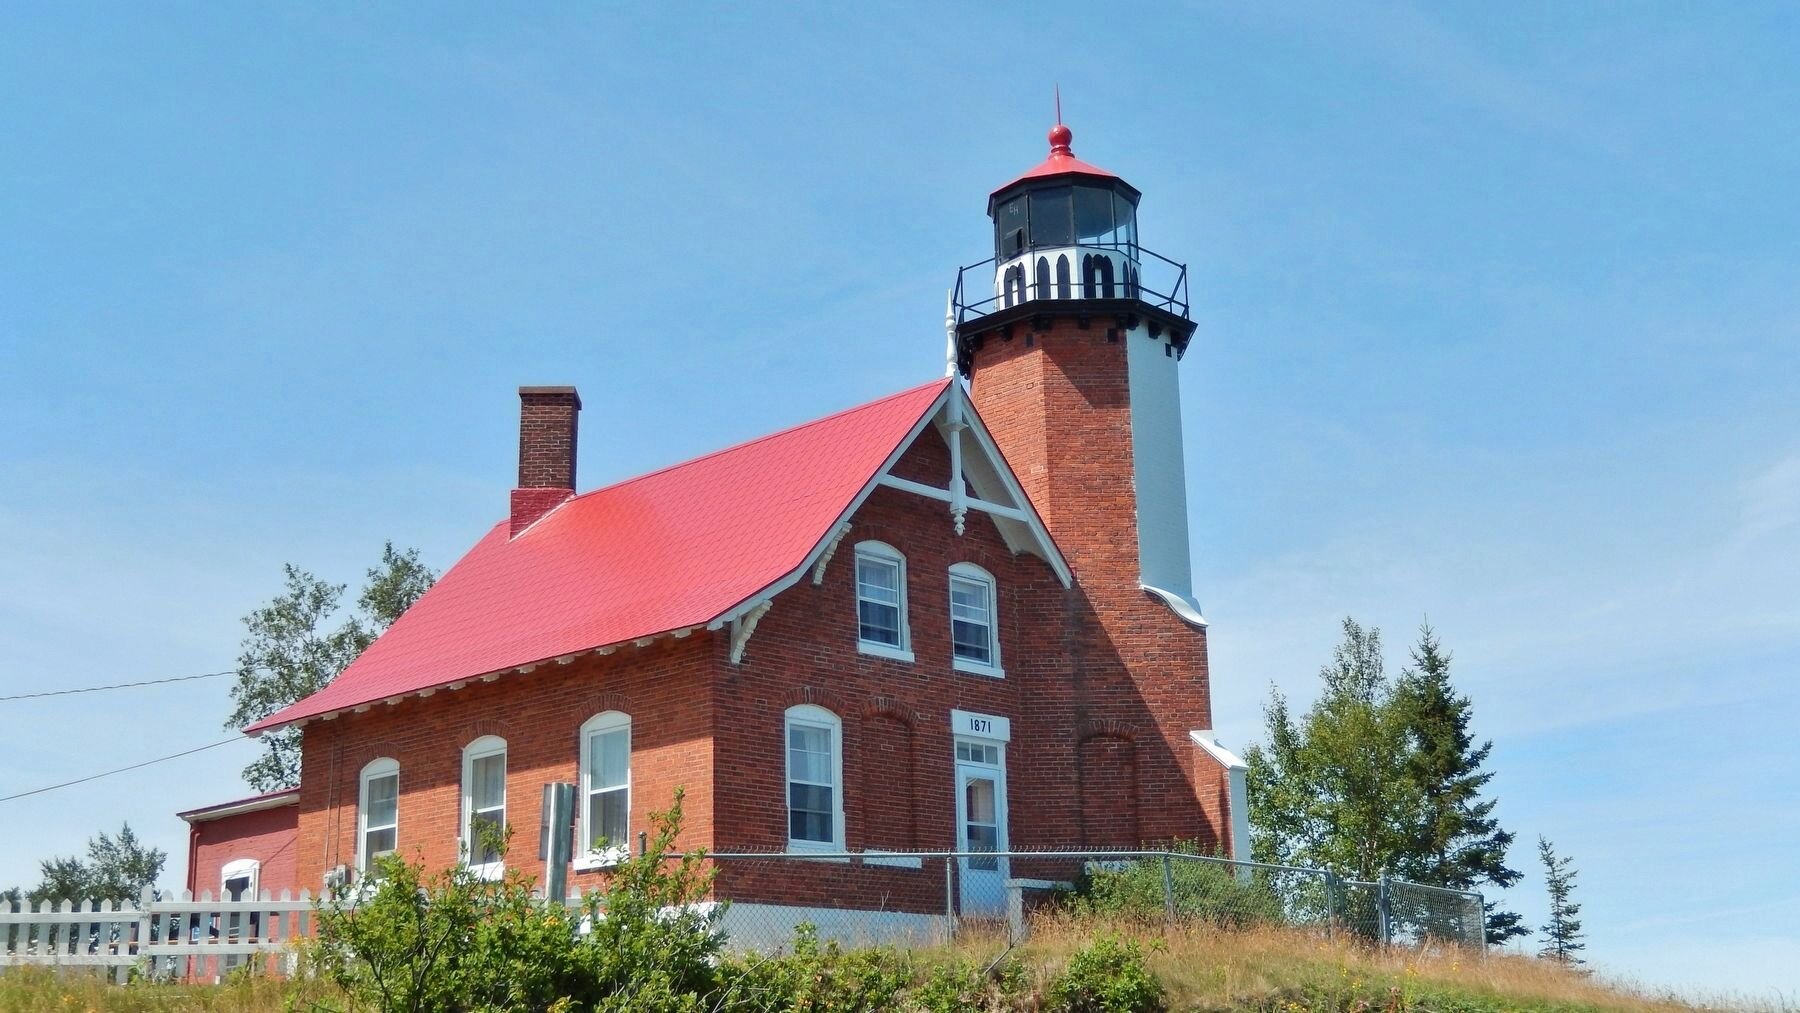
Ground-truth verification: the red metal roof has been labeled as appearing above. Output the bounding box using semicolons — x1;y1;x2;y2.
247;378;952;733
990;123;1128;197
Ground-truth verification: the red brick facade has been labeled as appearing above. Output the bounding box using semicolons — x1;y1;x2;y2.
181;796;299;900
284;378;1226;903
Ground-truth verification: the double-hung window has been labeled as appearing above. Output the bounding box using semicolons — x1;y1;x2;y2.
578;712;630;866
785;705;843;851
950;563;1002;676
855;541;911;661
358;758;400;874
461;736;507;879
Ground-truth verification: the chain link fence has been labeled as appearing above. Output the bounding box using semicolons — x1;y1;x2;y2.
671;848;1484;955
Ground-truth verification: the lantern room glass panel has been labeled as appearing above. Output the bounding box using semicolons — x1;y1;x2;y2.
1028;188;1073;248
1074;187;1115;245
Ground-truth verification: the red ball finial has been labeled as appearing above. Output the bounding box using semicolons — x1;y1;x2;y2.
1048;123;1073;155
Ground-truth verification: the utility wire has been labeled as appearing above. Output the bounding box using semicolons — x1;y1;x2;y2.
0;738;243;804
0;669;235;702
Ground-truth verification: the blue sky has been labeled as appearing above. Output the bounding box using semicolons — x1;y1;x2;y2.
3;2;1797;998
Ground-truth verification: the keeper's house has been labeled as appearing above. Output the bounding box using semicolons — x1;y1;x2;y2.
183;122;1249;921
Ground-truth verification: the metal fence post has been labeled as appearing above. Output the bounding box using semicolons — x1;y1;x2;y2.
1376;876;1392;947
1324;871;1339;942
943;856;958;940
1160;854;1176;926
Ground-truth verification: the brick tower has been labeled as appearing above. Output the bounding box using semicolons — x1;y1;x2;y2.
952;121;1233;848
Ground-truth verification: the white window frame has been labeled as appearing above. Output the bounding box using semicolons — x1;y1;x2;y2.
574;712;632;870
220;858;260;901
357;757;400;875
784;704;845;854
854;541;913;662
949;562;1004;678
460;735;508;880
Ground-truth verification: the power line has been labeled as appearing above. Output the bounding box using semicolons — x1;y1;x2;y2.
0;738;242;804
0;669;235;702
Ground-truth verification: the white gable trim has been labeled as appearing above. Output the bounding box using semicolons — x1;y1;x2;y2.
872;383;1071;587
707;383;959;630
709;381;1070;633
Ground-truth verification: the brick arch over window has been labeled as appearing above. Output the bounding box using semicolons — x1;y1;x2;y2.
1077;732;1139;848
347;740;405;771
465;718;514;742
860;695;922;726
783;685;850;716
580;692;632;718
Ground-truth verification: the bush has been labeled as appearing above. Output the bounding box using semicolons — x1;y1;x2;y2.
907;954;1029;1013
1060;846;1287;929
1046;935;1165;1013
310;789;723;1013
717;923;910;1012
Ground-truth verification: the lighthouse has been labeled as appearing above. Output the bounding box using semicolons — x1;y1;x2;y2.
953;120;1204;629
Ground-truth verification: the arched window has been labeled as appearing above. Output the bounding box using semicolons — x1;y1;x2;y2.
221;858;260;901
1085;256;1116;299
578;712;631;866
949;562;1003;677
1056;255;1072;299
461;735;507;879
1034;257;1051;301
1004;264;1025;308
358;757;400;874
785;704;844;851
854;540;912;661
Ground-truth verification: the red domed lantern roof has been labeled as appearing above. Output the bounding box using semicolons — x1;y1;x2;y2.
989;122;1138;207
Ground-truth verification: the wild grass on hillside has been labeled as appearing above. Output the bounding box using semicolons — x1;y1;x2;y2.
0;921;1756;1012
941;915;1703;1013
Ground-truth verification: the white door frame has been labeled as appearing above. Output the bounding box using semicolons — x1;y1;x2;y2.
950;709;1010;917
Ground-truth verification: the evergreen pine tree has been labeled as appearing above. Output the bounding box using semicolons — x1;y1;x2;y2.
1537;836;1585;965
1393;624;1526;944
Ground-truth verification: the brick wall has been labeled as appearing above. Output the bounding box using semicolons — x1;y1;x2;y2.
187;804;299;899
291;359;1223;900
968;316;1222;847
294;635;713;894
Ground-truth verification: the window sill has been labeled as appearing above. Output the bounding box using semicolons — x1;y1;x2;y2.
466;862;506;882
786;841;851;862
573;847;630;872
953;657;1005;679
862;850;924;869
857;642;915;664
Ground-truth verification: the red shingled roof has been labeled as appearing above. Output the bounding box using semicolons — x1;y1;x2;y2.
248;378;953;733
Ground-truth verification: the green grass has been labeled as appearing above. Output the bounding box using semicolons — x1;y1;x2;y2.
0;920;1757;1012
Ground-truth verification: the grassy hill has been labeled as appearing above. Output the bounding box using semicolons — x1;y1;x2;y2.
0;919;1746;1012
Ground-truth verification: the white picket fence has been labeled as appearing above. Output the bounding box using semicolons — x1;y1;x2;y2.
0;885;312;983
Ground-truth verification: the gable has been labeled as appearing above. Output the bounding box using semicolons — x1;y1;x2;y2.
248;378;1065;735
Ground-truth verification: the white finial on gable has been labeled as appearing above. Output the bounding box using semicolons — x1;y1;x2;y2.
944;288;958;378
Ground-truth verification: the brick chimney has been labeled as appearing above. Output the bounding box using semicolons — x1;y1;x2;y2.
510;386;581;537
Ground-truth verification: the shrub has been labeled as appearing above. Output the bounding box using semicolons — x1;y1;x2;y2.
310;789;722;1013
718;923;910;1012
1060;846;1287;929
1046;935;1165;1013
907;954;1029;1012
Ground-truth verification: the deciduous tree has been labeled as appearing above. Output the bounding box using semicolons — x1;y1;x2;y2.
29;823;165;905
225;543;435;791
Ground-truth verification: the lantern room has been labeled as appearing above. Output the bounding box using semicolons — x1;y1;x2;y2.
987;123;1144;307
950;121;1195;378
